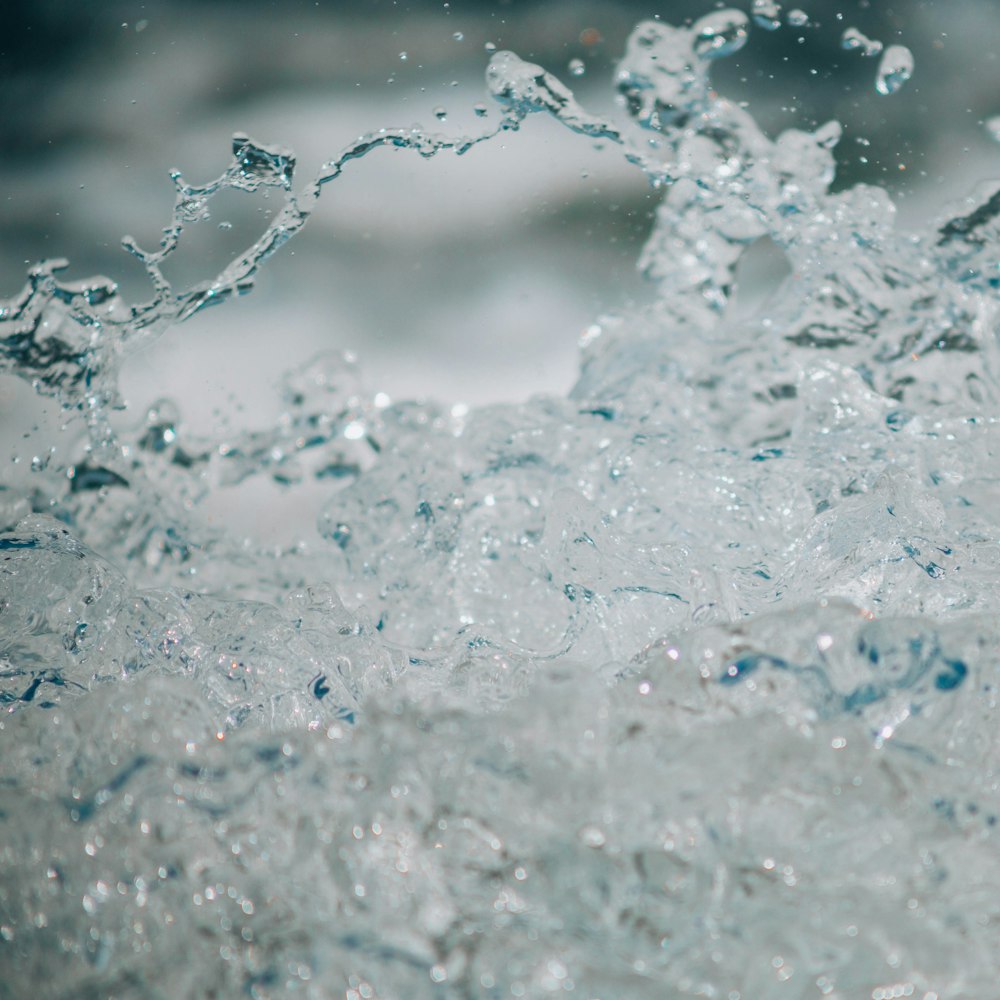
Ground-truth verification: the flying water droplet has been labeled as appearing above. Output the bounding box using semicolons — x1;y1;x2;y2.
568;58;586;77
841;27;883;57
453;32;464;42
691;9;750;59
787;8;809;28
751;0;782;31
473;103;488;118
876;44;915;95
985;115;1000;144
433;106;448;121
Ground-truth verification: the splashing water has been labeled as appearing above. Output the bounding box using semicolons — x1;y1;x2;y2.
2;7;999;999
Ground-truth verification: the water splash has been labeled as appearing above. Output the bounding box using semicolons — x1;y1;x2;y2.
5;6;1000;998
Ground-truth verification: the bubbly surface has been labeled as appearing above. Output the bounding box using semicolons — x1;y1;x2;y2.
1;7;997;999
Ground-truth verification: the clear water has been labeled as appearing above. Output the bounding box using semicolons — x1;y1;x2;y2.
0;8;995;999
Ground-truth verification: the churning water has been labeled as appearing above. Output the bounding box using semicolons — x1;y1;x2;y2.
2;6;999;998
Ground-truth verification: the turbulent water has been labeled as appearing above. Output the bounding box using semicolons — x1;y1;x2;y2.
3;6;1000;999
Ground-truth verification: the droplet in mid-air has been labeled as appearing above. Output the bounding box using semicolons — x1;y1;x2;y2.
568;58;586;77
841;27;883;57
473;103;488;118
786;8;809;28
433;106;448;121
876;44;914;95
751;0;782;31
691;9;750;60
985;116;1000;144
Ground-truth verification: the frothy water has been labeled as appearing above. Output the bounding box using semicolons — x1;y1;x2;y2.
0;8;996;999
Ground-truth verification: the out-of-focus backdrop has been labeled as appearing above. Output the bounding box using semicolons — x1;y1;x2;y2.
2;0;999;446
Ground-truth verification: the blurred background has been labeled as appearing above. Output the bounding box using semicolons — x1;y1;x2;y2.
2;0;1000;448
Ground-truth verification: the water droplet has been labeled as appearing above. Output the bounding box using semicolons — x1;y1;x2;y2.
568;58;586;77
876;44;914;95
433;106;447;121
484;41;496;53
399;51;408;61
841;27;882;57
218;221;232;231
473;103;488;118
751;0;782;30
787;8;809;28
579;824;607;848
453;31;464;42
691;9;750;60
985;116;1000;144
